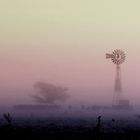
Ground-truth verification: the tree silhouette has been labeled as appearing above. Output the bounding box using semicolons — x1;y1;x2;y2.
32;82;69;104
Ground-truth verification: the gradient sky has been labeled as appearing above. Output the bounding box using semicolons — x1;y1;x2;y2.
0;0;140;105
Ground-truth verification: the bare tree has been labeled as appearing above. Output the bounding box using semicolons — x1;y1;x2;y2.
32;82;69;104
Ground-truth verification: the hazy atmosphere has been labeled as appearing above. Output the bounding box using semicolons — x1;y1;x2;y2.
0;0;140;107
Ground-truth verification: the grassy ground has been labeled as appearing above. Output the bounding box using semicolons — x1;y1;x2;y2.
1;118;140;139
1;110;140;139
1;125;140;139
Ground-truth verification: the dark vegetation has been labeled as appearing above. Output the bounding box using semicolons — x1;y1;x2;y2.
1;113;140;139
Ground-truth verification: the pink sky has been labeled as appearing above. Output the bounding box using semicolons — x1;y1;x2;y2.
0;31;140;106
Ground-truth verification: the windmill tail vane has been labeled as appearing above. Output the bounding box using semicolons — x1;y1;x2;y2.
106;53;113;59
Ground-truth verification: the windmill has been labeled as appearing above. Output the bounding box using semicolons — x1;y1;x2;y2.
106;49;130;108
